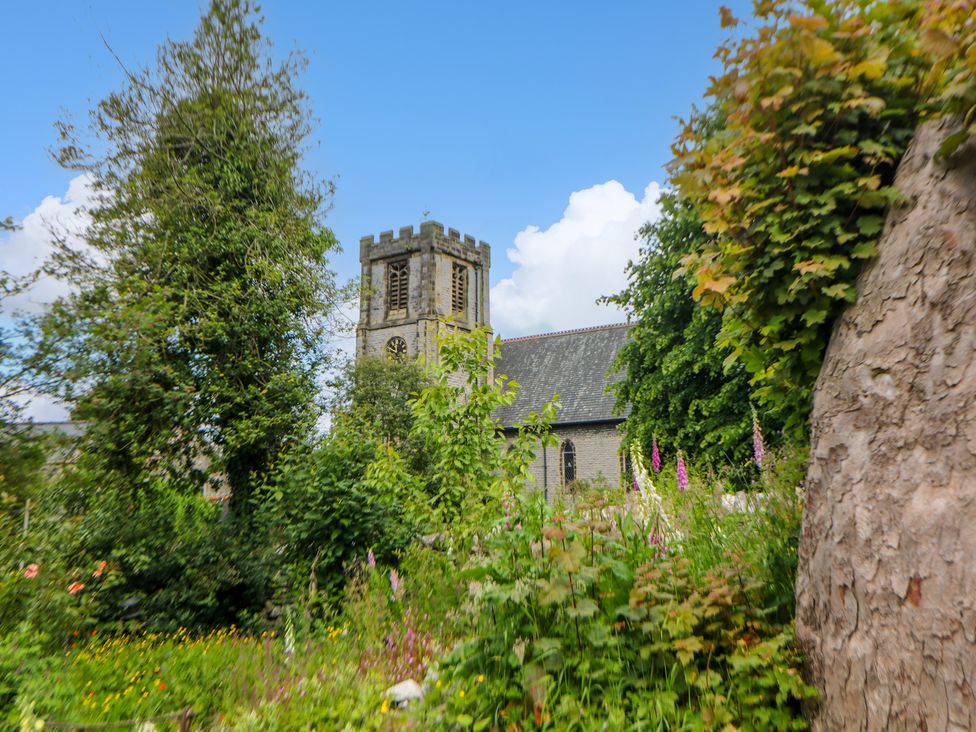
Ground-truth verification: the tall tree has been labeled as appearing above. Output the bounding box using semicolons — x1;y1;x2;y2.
39;0;340;509
604;191;778;475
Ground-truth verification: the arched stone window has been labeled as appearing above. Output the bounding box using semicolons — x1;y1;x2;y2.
561;440;576;485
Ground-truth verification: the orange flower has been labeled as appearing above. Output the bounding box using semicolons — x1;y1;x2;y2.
93;561;107;578
23;563;38;579
68;582;85;594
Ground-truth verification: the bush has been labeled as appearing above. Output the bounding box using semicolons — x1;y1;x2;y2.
256;425;424;606
420;487;814;730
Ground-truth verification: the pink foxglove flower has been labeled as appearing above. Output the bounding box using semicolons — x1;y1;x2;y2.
24;564;38;579
752;411;765;467
389;569;400;598
647;529;666;558
367;549;376;569
651;438;661;473
676;454;688;492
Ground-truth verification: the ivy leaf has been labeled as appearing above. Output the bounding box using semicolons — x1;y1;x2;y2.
935;130;971;162
800;35;841;65
821;282;855;301
920;27;959;58
794;260;826;275
801;308;828;326
850;240;878;259
857;175;881;191
856;216;884;236
777;165;809;178
719;6;739;28
844;96;886;114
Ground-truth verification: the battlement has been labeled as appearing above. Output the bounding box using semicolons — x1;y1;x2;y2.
359;220;490;263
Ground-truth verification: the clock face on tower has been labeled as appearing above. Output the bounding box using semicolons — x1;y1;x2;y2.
386;336;407;360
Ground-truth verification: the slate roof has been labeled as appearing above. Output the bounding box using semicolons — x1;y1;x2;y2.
494;323;632;428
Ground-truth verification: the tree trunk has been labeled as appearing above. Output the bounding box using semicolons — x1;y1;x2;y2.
796;117;976;731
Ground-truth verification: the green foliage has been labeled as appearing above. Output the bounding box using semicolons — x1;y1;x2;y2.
379;326;559;523
917;2;976;158
35;474;262;633
422;488;814;730
14;627;391;729
37;0;341;507
329;356;430;449
256;427;423;604
654;445;808;624
673;0;975;433
605;190;781;474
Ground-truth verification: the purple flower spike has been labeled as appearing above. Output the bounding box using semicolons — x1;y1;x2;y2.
367;548;376;569
389;568;400;597
676;454;688;492
752;412;765;467
648;529;666;558
651;438;661;473
631;473;640;493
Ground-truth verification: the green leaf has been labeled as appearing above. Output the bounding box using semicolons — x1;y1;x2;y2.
567;598;600;619
856;216;884;236
935;130;970;162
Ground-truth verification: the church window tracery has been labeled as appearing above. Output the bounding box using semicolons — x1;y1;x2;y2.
561;440;576;485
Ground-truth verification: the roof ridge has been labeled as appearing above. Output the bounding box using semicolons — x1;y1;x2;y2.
499;322;630;344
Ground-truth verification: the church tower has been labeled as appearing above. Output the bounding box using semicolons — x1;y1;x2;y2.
355;221;491;365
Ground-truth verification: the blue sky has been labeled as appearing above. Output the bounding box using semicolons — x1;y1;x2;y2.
1;0;752;418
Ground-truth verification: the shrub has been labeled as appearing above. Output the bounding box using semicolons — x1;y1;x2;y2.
421;488;814;730
255;425;424;606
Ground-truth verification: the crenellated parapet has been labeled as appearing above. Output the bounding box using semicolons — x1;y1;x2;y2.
359;220;490;267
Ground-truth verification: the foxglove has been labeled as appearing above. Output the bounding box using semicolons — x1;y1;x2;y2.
651;438;661;473
752;409;765;467
676;453;688;491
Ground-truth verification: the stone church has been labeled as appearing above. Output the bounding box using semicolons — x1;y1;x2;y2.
356;221;631;495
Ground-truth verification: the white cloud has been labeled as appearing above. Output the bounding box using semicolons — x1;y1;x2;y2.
0;174;95;315
491;180;663;337
0;175;95;423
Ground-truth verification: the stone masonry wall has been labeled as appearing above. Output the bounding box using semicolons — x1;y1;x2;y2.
518;423;626;500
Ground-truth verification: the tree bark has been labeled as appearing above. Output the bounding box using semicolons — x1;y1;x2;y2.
796;117;976;731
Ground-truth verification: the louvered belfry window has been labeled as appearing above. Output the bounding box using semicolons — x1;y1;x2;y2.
451;262;467;314
387;260;408;312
